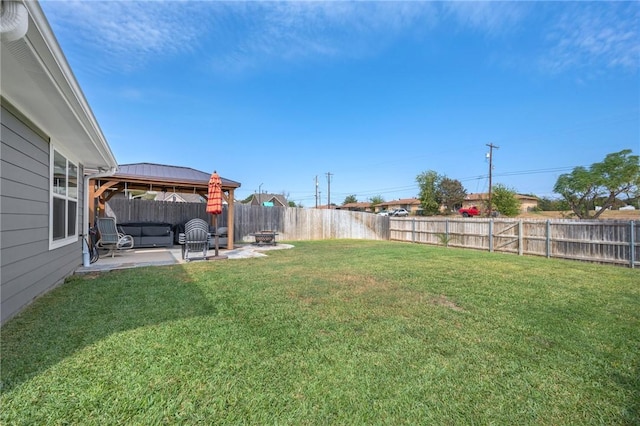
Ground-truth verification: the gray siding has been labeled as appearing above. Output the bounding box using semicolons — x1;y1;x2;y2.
1;106;83;324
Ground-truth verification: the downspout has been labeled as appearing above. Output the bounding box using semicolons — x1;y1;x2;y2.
83;167;117;266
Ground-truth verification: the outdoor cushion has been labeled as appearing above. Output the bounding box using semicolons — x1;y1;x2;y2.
142;225;172;237
119;225;142;237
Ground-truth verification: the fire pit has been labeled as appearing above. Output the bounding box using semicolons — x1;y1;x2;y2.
251;231;278;246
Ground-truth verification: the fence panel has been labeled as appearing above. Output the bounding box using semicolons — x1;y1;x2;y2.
106;199;228;227
448;219;490;251
391;217;639;268
549;220;634;266
521;220;548;257
106;200;389;242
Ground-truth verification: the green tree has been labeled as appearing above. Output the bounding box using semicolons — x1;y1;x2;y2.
416;170;442;215
369;195;385;206
554;149;640;219
490;184;520;217
437;177;467;213
343;195;358;205
537;196;569;211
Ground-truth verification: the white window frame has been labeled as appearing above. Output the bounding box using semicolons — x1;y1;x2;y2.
49;144;79;249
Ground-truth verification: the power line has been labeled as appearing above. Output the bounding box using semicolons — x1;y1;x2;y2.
288;164;585;204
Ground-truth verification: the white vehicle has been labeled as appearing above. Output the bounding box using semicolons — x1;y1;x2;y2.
389;208;409;217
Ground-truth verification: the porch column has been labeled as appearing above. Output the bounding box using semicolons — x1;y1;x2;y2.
88;180;96;227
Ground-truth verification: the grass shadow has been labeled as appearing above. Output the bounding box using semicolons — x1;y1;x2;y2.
0;264;215;393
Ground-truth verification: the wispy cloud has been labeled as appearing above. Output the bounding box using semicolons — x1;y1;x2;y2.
42;0;205;71
42;1;638;77
206;2;439;72
43;1;440;73
442;1;528;36
542;2;640;74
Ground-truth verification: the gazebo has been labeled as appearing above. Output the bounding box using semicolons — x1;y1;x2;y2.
90;163;241;248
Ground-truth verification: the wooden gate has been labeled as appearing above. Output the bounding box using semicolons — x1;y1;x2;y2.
492;221;521;255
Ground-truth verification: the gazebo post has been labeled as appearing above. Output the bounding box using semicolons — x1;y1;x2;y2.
227;189;235;249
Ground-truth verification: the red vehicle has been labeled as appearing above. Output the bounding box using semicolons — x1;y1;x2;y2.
458;206;480;217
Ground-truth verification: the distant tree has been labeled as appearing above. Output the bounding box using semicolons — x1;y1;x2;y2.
288;201;297;207
369;195;385;206
416;170;442;215
537;197;570;211
491;184;520;217
343;195;358;205
554;149;640;219
437;177;467;213
129;190;156;201
241;194;253;203
623;195;640;209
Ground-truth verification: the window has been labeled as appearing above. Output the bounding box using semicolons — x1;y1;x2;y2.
51;148;78;247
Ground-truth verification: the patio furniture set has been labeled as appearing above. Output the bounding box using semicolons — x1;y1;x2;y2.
95;217;231;262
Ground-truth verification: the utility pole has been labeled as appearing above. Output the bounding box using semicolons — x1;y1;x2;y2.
486;143;499;217
314;176;319;208
326;172;333;209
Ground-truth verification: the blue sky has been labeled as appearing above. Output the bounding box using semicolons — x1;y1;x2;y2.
41;1;639;207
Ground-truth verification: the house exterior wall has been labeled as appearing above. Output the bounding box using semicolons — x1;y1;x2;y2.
339;202;374;212
378;199;421;214
1;106;83;324
519;198;539;212
463;194;539;214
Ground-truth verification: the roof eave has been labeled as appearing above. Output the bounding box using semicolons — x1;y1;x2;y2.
1;1;117;170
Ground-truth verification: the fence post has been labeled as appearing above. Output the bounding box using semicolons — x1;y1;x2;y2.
412;218;416;243
445;219;449;247
518;220;523;256
546;220;551;258
489;220;494;253
630;220;636;269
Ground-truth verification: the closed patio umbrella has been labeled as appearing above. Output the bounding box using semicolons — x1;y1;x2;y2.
206;171;223;215
206;171;225;257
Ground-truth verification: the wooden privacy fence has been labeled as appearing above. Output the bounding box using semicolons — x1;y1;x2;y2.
390;217;640;268
106;199;389;241
233;205;389;241
105;199;638;267
106;198;225;226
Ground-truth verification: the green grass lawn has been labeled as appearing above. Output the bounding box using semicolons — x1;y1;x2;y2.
2;240;638;425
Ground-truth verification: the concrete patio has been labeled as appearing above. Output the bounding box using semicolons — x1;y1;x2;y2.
75;243;294;273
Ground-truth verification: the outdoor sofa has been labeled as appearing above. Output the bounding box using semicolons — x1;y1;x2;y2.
117;222;174;248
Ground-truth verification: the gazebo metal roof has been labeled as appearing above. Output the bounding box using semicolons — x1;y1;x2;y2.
112;163;240;191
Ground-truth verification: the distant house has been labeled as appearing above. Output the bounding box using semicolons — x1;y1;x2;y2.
463;193;539;213
154;192;205;203
377;198;422;215
339;202;375;213
246;193;288;207
1;1;118;324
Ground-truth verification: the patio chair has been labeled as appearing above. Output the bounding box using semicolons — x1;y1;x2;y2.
180;218;210;261
96;217;134;257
